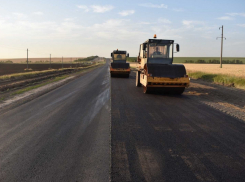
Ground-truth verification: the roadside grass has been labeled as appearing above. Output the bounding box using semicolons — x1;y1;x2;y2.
12;75;70;95
74;56;99;62
188;71;245;89
127;57;137;62
0;68;71;81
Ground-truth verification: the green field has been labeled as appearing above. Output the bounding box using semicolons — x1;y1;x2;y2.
127;57;245;64
127;57;137;62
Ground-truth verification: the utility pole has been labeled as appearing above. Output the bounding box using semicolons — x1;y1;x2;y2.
50;54;51;69
62;56;63;69
216;25;226;68
27;48;29;69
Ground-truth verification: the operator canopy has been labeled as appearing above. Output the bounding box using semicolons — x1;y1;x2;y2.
116;55;122;59
112;50;127;63
148;39;173;59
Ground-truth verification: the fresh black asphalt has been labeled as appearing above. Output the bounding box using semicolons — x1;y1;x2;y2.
111;72;245;182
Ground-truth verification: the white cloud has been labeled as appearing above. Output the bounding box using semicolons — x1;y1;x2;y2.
182;20;192;26
150;24;183;40
118;10;135;16
91;5;114;13
64;18;74;21
182;20;204;26
137;22;152;25
77;4;115;13
33;11;43;15
0;17;145;42
158;18;171;24
12;13;27;19
149;20;214;40
17;21;58;31
226;13;245;17
181;20;215;38
139;3;167;9
92;19;127;29
173;8;184;12
87;19;148;41
217;16;233;20
137;18;171;25
77;5;89;12
237;24;245;27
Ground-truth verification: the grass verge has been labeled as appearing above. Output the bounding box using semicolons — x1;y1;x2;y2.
12;75;70;95
0;68;72;80
188;71;245;89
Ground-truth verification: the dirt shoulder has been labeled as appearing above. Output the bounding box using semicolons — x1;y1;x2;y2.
186;78;245;122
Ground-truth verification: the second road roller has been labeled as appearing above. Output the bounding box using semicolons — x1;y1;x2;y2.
110;49;130;78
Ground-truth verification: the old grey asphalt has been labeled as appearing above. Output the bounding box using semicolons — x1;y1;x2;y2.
0;60;110;181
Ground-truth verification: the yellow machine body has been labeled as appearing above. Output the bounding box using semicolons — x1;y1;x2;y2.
110;67;130;75
140;75;190;87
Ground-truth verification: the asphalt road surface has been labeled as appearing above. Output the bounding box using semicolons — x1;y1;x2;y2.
0;61;110;181
1;60;245;182
111;72;245;182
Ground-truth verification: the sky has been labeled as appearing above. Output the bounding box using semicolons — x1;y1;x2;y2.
0;0;244;58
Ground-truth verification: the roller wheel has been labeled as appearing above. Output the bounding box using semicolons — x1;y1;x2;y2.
136;71;141;87
143;86;152;94
174;87;185;95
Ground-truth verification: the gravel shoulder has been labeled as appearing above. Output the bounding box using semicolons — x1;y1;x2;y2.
186;78;245;122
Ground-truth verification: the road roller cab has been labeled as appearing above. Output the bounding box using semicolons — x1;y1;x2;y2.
136;35;190;94
110;50;130;78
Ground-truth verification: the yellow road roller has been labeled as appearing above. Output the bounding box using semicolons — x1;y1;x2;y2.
136;35;190;94
110;50;130;78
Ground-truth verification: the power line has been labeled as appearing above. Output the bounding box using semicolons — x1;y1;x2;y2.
216;25;226;68
27;49;29;69
50;54;51;69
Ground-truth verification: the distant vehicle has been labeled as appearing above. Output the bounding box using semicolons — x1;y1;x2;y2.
110;50;130;78
136;34;190;94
